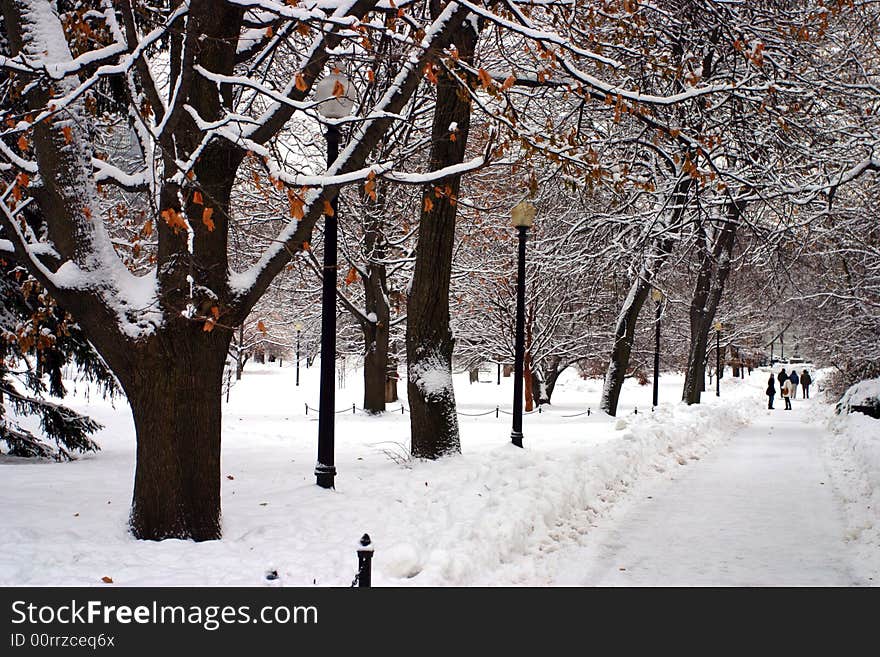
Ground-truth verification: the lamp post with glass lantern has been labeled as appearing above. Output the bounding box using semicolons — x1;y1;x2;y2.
714;321;723;397
510;201;535;448
652;288;663;408
294;321;303;387
313;71;356;489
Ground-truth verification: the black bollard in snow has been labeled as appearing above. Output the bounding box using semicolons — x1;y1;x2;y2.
356;534;373;587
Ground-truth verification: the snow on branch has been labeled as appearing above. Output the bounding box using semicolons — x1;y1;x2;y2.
228;0;474;318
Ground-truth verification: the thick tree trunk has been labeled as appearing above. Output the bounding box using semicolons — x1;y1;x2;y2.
406;14;477;459
361;194;391;412
682;200;742;404
122;330;230;541
363;321;389;413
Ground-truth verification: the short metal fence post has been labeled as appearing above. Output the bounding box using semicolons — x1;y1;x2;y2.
356;534;373;588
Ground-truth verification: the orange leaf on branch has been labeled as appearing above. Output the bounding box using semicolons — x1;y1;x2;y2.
160;208;188;233
423;63;438;85
202;207;215;231
477;68;494;89
287;188;305;219
364;172;377;201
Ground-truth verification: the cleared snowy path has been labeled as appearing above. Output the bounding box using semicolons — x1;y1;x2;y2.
564;400;858;586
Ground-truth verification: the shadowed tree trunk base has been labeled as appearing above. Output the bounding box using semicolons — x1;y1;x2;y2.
124;332;229;541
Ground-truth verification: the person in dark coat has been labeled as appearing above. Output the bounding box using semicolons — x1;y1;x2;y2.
777;369;788;390
789;370;800;399
801;370;812;399
766;375;776;409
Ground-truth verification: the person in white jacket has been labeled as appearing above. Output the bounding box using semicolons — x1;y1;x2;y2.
781;378;793;410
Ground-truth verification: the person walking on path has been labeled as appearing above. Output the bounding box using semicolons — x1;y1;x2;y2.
766;375;776;409
777;369;788;391
801;370;812;398
781;378;793;410
789;370;800;399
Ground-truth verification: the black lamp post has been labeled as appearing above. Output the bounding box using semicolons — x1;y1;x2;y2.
294;321;302;387
714;321;723;397
652;288;663;407
510;200;535;448
314;71;356;489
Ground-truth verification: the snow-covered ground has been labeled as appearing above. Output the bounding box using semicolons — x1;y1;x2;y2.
1;362;877;586
823;407;880;584
526;395;862;585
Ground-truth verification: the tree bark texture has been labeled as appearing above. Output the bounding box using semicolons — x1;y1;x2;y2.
124;329;231;541
406;14;477;458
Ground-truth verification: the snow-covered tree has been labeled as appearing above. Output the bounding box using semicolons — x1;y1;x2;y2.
0;0;481;540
